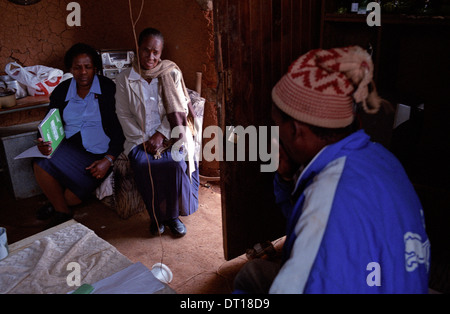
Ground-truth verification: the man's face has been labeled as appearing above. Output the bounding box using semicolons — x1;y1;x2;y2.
271;104;316;167
138;35;163;70
271;104;296;161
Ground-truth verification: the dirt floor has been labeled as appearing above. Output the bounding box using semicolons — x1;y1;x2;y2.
0;172;252;294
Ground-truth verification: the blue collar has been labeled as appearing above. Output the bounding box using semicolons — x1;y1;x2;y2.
65;74;101;101
282;130;372;263
292;130;371;197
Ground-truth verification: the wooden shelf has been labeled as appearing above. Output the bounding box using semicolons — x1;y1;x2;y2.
0;95;49;127
320;0;450;149
0;95;49;115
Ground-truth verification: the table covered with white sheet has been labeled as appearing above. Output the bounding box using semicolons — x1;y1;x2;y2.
0;220;173;294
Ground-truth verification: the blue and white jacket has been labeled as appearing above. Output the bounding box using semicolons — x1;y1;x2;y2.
270;130;430;294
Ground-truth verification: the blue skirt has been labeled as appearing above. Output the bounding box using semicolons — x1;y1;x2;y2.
34;133;108;201
128;144;199;222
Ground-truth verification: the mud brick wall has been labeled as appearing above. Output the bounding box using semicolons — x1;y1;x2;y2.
0;0;219;175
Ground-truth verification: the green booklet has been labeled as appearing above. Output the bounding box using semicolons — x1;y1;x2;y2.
14;108;65;160
38;108;65;156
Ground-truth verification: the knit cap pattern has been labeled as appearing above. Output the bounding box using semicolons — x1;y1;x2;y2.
272;46;381;128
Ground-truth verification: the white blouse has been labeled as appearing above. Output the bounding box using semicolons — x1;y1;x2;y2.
141;77;161;137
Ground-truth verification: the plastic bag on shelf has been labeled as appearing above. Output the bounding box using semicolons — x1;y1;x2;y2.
5;61;63;96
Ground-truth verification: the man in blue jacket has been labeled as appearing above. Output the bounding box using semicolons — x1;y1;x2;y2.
234;46;430;294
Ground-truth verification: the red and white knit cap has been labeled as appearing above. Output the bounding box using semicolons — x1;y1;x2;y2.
272;46;381;128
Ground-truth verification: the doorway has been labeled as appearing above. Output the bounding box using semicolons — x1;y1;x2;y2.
213;0;322;260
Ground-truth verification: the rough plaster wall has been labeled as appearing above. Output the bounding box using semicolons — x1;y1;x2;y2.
0;0;219;175
0;1;72;71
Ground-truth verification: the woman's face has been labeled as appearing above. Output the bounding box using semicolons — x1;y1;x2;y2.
71;53;96;89
138;35;163;70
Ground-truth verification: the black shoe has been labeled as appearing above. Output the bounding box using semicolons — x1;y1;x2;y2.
150;220;165;236
46;211;73;229
166;218;187;237
36;203;56;220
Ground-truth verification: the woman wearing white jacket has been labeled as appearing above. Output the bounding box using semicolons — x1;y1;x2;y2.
115;28;199;238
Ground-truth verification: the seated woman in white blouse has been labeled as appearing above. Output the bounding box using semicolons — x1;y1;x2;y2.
115;28;200;238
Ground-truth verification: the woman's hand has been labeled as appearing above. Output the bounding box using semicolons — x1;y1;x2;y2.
144;131;165;155
36;138;53;156
86;158;111;180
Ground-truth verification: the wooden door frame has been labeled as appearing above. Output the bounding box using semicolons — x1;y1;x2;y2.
213;0;322;260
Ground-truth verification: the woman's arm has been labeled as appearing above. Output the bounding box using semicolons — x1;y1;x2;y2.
155;68;187;139
114;72;148;148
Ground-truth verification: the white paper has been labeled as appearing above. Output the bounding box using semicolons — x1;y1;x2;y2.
0;227;8;261
14;145;50;159
89;262;166;294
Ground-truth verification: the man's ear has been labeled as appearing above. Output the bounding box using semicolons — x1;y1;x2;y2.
292;120;305;139
292;120;321;148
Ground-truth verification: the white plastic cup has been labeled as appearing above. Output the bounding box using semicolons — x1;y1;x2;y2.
0;227;9;261
151;263;173;284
